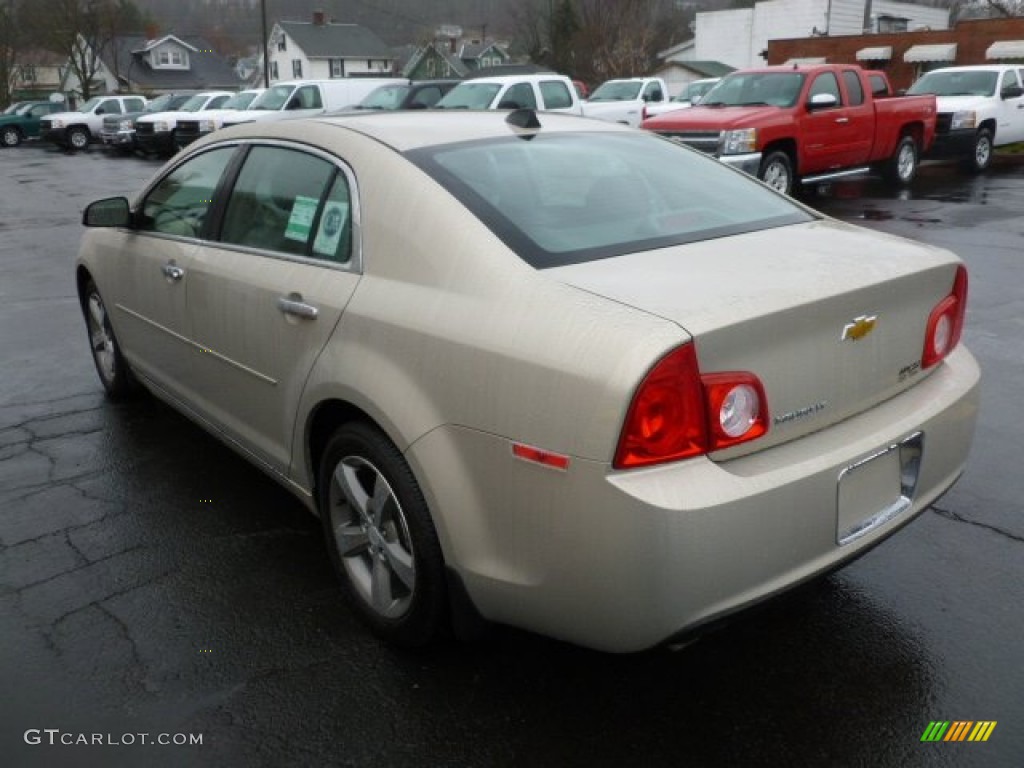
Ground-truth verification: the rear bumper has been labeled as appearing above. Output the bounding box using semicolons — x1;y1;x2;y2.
407;345;980;652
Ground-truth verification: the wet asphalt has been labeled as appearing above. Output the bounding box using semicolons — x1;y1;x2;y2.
0;143;1021;768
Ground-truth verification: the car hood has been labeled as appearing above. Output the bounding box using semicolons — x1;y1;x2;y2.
41;111;87;121
931;95;991;113
547;218;963;457
646;105;780;130
137;110;202;123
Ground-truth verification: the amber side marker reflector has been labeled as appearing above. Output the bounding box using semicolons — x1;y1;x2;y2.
512;443;570;471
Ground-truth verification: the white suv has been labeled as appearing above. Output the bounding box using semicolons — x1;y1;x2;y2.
436;74;583;114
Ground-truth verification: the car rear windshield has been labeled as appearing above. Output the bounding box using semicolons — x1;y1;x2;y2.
407;131;814;268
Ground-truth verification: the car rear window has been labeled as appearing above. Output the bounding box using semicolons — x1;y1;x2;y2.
407;132;813;268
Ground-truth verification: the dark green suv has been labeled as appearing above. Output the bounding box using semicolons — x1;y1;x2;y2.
0;101;62;147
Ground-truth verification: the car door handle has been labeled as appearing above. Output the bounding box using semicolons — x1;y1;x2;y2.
161;263;185;281
277;296;319;319
834;117;850;124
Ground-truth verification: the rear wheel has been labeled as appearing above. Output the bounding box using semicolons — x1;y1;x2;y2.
1;126;21;147
82;279;134;399
885;135;918;185
318;422;447;646
758;151;794;195
68;126;90;150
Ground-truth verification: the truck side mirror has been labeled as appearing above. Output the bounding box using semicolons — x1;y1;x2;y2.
807;93;838;110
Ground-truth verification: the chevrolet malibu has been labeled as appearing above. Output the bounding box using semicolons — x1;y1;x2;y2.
76;110;979;652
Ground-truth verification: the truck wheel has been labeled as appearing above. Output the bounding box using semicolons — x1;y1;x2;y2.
68;127;90;151
885;135;918;185
758;151;794;195
1;126;21;147
964;128;993;173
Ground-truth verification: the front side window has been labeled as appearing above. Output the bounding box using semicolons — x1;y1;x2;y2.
1001;69;1021;94
220;146;352;263
98;99;122;115
808;73;842;105
540;80;572;109
409;132;813;269
500;83;536;109
140;147;237;238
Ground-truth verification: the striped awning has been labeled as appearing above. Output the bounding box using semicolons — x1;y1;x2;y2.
986;40;1024;60
784;57;826;65
856;46;893;61
904;44;957;63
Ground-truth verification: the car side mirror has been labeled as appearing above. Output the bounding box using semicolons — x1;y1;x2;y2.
807;93;838;110
83;197;132;228
1002;85;1023;99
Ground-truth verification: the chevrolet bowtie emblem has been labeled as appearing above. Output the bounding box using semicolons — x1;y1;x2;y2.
842;315;877;341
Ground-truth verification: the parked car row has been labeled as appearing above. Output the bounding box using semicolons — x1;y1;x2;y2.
641;63;1024;194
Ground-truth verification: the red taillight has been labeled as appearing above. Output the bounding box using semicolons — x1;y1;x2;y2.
613;344;768;469
922;265;968;369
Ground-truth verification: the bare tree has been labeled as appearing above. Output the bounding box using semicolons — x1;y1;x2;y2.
1;0;20;106
18;0;144;101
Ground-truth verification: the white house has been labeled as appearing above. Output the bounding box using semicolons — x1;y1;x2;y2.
695;0;949;69
268;11;395;82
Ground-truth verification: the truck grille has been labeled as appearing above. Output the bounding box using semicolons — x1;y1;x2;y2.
135;122;155;136
654;130;721;154
176;120;201;145
935;113;952;135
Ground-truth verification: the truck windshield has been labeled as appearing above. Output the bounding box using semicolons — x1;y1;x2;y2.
78;97;103;112
908;70;998;98
436;84;501;110
408;131;813;269
589;81;643;101
701;73;805;108
357;84;410;109
248;85;295;111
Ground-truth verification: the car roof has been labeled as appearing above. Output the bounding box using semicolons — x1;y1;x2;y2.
218;109;632;153
453;74;570;86
926;64;1020;73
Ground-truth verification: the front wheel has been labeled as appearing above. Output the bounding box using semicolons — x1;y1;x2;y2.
318;422;448;647
964;128;993;173
758;151;794;195
68;127;90;151
82;278;135;399
885;135;918;185
1;126;21;147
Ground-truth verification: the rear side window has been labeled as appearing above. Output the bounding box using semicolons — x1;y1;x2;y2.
539;80;573;109
220;146;352;263
842;71;864;105
409;132;813;268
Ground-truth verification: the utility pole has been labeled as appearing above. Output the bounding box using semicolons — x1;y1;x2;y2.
261;0;269;87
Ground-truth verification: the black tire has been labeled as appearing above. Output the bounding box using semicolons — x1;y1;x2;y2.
318;422;447;646
884;135;918;185
81;278;135;399
963;128;993;173
1;126;21;147
758;150;794;195
68;126;90;151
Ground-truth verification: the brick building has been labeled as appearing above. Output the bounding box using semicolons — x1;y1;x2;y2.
767;18;1024;90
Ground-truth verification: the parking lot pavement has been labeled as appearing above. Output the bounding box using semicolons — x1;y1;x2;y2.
1;144;1021;766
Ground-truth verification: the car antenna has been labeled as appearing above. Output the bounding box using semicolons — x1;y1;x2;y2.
506;108;541;134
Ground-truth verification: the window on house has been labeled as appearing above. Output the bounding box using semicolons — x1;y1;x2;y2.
292;59;303;78
278;36;287;52
158;51;170;66
330;59;343;78
270;62;279;80
171;50;184;66
21;65;36;82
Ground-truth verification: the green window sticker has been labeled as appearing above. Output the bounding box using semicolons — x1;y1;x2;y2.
284;195;319;242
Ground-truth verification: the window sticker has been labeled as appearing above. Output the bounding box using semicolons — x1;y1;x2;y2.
284;195;319;242
313;201;349;257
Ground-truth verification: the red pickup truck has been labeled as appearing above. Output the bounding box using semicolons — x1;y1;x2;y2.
642;65;937;195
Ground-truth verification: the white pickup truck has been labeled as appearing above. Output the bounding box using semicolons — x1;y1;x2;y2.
40;94;148;150
580;77;669;127
908;64;1024;171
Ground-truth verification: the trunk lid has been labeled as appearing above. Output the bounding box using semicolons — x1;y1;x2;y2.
547;219;962;457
